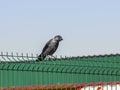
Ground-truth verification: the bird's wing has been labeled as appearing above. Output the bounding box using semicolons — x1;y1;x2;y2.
53;42;59;51
41;39;52;54
44;41;59;55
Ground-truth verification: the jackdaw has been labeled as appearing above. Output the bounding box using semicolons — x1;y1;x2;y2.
36;35;63;61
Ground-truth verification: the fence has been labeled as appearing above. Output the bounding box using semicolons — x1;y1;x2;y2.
0;52;120;89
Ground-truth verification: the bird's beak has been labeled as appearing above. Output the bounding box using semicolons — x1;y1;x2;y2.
61;38;63;41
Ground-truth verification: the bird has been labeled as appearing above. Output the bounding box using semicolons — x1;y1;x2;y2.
36;35;63;61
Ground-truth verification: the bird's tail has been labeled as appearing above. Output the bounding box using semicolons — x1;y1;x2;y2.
36;54;46;61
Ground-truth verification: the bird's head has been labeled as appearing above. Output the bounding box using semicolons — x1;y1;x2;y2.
54;35;63;41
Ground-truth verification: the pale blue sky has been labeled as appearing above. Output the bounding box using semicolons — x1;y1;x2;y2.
0;0;120;56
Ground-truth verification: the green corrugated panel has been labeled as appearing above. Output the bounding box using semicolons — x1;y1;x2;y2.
0;54;120;87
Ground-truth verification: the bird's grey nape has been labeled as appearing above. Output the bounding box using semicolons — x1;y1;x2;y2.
54;35;63;41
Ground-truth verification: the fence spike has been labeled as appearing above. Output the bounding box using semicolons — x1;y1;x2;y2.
11;52;17;61
16;52;21;61
30;53;34;61
1;52;6;62
6;52;12;62
26;53;29;61
21;53;26;61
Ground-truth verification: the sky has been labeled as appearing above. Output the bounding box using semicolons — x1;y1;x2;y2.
0;0;120;57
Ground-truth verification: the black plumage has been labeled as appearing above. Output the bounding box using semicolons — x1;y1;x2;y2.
36;35;63;61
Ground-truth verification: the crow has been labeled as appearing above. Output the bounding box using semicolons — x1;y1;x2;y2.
36;35;63;61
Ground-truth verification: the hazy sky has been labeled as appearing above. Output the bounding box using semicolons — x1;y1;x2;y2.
0;0;120;57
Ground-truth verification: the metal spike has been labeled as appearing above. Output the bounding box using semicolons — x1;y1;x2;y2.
26;53;29;61
1;52;6;62
21;53;26;61
1;52;3;56
16;52;21;62
11;52;16;61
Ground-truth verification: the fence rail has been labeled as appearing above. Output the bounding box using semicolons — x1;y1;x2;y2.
0;52;38;62
0;52;120;88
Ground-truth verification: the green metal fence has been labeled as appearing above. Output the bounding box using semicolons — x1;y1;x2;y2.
0;52;120;88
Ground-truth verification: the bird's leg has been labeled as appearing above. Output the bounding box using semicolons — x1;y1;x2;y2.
51;55;56;58
47;55;57;59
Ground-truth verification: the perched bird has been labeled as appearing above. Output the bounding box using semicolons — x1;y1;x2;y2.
36;35;63;61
